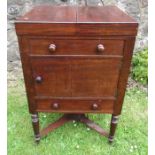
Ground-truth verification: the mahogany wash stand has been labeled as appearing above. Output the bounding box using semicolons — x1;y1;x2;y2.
15;5;138;143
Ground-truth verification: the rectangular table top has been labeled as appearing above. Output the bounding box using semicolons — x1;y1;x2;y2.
16;5;137;24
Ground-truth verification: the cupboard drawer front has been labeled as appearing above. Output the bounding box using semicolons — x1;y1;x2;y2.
36;99;114;113
29;38;124;55
30;56;122;98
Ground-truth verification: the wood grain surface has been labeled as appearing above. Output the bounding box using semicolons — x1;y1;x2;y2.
16;5;136;23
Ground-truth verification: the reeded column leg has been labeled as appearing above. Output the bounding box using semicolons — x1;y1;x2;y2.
31;113;40;143
108;115;119;143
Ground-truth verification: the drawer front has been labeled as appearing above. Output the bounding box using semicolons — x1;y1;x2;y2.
36;99;114;113
29;38;124;55
30;56;122;98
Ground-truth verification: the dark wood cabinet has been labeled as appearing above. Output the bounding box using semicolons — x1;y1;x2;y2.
15;5;138;143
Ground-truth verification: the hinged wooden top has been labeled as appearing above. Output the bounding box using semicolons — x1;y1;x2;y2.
16;5;137;24
15;5;138;36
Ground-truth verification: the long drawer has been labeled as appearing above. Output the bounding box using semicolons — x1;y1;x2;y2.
29;38;124;56
35;98;115;113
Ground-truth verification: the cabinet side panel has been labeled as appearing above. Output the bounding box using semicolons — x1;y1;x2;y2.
17;36;36;113
114;37;136;115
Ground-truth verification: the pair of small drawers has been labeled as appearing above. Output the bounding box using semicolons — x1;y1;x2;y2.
29;37;124;113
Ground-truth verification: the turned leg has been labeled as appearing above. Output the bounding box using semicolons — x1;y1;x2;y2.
109;115;119;143
31;113;40;143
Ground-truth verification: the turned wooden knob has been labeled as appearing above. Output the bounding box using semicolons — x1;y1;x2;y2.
49;44;56;52
97;44;105;53
35;76;43;83
92;103;98;110
52;103;59;109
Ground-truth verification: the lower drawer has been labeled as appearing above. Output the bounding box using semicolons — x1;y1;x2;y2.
35;99;114;114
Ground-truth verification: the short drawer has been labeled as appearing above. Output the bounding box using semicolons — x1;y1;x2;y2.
35;99;114;114
29;38;124;55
